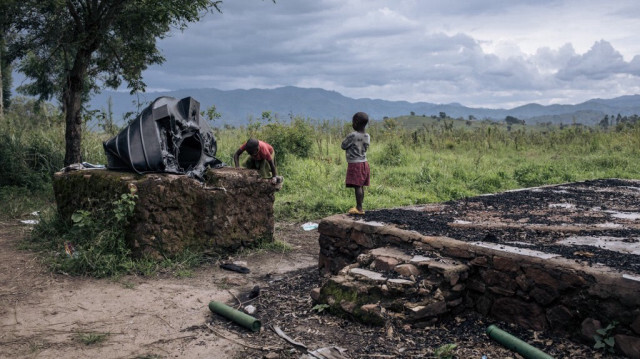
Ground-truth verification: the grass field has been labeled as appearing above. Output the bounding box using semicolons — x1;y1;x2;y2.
2;101;640;222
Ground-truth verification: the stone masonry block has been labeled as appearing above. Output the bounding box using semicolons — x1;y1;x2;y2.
394;264;420;277
53;167;278;258
493;256;521;273
614;334;640;359
372;256;400;272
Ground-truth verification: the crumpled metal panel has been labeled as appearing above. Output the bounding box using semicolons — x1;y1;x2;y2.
103;96;223;179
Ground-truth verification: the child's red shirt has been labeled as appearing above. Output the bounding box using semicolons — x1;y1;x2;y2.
240;140;274;161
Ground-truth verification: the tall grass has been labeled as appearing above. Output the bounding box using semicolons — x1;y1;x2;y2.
2;99;640;224
0;98;109;218
214;117;640;221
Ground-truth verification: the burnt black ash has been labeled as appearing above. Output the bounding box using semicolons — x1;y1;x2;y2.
361;179;640;274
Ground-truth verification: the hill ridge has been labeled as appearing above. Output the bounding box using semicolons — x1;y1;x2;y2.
88;87;640;126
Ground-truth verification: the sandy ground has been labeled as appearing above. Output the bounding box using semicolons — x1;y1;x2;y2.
0;221;320;359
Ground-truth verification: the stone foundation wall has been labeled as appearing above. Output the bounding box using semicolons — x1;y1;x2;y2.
53;167;279;258
317;215;640;357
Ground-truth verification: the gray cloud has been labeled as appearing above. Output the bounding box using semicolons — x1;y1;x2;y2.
137;0;640;108
556;41;629;80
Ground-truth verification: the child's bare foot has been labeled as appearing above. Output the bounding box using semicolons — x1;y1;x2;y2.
348;207;365;215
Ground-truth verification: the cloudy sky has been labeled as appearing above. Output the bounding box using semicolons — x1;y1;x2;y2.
141;0;640;109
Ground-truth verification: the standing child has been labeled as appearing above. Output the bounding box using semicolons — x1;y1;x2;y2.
341;112;370;215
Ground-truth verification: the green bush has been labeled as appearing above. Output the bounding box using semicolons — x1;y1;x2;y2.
38;191;139;278
0;97;107;190
415;164;442;184
0;133;63;189
26;187;207;277
261;117;314;163
471;173;504;194
589;155;629;170
513;164;560;187
25;131;65;176
371;140;405;166
0;186;54;219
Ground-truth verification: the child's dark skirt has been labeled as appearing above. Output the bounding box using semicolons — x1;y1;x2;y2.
345;162;370;187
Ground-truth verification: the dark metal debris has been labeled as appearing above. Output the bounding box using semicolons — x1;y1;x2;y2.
220;263;251;274
103;96;223;179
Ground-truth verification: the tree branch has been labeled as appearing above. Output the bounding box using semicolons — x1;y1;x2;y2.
66;0;82;29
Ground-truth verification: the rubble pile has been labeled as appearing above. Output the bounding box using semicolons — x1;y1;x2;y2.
317;180;640;358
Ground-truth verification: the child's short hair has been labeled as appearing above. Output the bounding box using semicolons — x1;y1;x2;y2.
245;138;259;153
352;112;369;131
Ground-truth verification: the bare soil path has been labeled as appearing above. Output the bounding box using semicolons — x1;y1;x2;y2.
0;221;319;359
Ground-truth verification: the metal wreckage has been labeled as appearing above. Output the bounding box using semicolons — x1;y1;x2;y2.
103;96;223;179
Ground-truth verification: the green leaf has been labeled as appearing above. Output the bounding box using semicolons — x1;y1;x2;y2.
604;337;615;347
434;343;457;359
312;304;330;313
71;212;83;223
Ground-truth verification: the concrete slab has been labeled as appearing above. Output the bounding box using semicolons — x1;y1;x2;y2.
471;242;561;259
349;268;387;282
558;236;640;255
369;247;413;262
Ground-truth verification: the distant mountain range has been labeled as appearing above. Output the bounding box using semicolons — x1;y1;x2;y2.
88;86;640;126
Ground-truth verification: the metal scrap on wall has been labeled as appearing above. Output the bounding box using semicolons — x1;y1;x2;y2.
103;96;223;179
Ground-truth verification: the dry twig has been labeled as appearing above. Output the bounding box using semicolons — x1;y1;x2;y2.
205;322;280;351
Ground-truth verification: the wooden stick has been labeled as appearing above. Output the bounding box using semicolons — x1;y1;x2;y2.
205;322;279;351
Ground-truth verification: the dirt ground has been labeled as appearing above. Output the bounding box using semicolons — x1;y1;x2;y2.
0;221;320;359
0;219;620;359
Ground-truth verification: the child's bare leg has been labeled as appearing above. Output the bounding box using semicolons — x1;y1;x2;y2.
355;186;364;211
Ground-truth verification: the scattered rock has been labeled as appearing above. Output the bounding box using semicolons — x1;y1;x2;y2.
614;334;640;359
237;266;618;359
408;300;447;320
632;315;640;335
369;247;412;262
310;287;321;301
244;305;256;315
340;300;356;314
371;256;399;271
394;263;420;277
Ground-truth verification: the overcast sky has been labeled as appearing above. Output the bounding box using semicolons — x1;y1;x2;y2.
142;0;640;109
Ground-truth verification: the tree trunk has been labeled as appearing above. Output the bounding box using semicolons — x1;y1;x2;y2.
63;90;84;166
0;55;3;119
0;38;4;119
63;53;89;166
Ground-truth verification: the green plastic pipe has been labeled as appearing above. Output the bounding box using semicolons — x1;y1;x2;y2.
486;325;554;359
208;301;261;332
